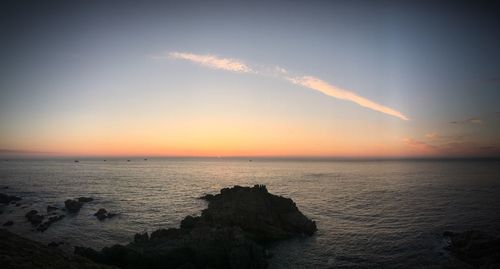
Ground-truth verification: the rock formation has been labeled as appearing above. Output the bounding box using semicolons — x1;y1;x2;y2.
37;215;65;232
0;193;21;204
46;205;58;213
94;209;116;221
196;184;317;242
78;197;94;203
76;185;316;269
25;210;44;225
65;199;83;212
0;229;115;269
443;230;500;268
65;197;93;213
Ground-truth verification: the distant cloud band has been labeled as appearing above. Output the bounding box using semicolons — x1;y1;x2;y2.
163;51;409;121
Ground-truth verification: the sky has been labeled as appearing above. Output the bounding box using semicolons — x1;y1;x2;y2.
1;0;500;158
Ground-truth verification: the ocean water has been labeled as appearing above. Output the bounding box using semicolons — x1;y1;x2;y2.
1;158;500;268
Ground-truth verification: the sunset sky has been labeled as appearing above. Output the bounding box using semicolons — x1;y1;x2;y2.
1;1;500;157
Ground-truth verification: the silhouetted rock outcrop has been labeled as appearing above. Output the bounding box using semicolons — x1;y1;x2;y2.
0;229;115;269
192;185;317;242
3;220;13;226
443;230;500;268
0;193;21;204
75;185;316;269
198;193;215;201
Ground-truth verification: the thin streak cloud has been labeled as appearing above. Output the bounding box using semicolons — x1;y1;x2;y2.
167;52;254;73
163;51;409;121
286;76;409;121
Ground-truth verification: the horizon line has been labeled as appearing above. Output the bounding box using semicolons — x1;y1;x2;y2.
2;155;500;161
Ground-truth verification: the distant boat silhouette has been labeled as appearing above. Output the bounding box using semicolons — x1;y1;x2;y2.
144;158;148;161
103;160;107;162
74;160;79;163
127;160;130;162
249;159;253;162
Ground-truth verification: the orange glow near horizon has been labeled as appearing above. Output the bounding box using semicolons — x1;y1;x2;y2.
2;109;498;158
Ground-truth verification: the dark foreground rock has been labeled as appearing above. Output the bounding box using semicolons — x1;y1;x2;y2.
76;185;316;269
0;229;115;269
76;226;267;269
443;230;500;268
0;193;21;204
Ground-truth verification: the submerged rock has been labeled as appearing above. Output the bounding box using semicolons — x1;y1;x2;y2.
65;197;94;212
65;199;83;212
47;205;58;213
0;229;115;269
75;185;316;269
94;209;116;221
37;214;65;232
443;230;500;268
25;210;44;225
78;197;94;203
0;193;21;204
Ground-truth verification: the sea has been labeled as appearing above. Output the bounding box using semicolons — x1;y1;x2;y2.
1;158;500;268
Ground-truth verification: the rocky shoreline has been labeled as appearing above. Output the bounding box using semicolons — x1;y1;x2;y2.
75;185;317;269
0;229;115;269
1;185;317;268
2;185;499;268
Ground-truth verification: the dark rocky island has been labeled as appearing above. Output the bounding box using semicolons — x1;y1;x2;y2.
75;185;317;269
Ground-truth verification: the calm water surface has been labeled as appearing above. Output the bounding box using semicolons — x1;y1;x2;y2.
1;159;500;268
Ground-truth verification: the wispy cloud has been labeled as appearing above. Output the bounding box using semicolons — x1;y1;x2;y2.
161;51;409;121
425;132;469;142
286;76;409;120
165;52;254;73
450;118;483;125
0;149;53;155
449;112;500;125
405;131;500;157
